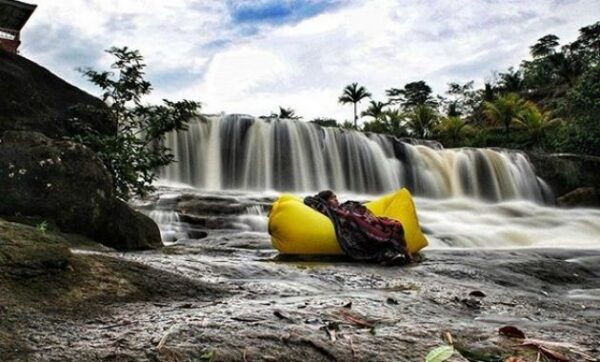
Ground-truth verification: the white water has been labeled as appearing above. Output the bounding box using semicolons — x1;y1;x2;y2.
145;209;188;244
154;114;599;249
416;197;600;248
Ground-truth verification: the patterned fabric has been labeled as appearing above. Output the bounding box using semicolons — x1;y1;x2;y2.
304;195;411;264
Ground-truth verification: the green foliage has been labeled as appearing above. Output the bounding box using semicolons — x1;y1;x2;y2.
361;100;387;120
339;82;372;128
73;47;201;200
276;106;301;120
530;34;560;58
310;118;339;128
363;108;407;137
483;93;526;137
436;116;473;147
405;104;439;139
424;345;454;362
37;220;48;234
341;120;355;130
386;80;437;109
513;102;561;144
549;64;600;156
497;67;524;93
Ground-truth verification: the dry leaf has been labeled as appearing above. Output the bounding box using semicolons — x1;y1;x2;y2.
338;309;375;328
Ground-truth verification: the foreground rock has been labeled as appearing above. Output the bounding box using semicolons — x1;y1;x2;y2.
0;219;224;360
0;131;162;250
1;207;598;361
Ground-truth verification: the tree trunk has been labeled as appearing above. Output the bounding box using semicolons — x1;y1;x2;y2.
353;102;358;129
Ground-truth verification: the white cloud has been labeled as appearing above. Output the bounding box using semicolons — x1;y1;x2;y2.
19;0;600;122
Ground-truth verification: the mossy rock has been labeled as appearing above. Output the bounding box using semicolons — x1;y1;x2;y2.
0;219;71;278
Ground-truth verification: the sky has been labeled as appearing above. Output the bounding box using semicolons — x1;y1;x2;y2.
19;0;600;122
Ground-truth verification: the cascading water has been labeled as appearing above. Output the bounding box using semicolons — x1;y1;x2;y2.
161;114;552;202
151;114;600;249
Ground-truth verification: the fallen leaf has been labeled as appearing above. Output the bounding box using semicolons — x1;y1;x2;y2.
338;309;375;328
539;346;569;362
425;345;454;362
499;326;526;339
521;339;570;362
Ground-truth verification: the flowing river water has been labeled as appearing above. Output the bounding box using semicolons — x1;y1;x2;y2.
154;115;600;250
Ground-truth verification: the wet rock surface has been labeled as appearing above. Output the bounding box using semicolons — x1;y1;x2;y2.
1;191;600;361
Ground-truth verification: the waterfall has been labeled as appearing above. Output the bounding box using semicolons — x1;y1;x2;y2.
160;114;552;202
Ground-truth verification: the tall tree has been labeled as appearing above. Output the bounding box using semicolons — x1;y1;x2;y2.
483;92;526;138
570;21;600;65
530;34;560;58
361;100;387;120
386;81;437;109
338;82;372;128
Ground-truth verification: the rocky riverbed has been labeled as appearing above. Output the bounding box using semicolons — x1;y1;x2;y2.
1;189;599;362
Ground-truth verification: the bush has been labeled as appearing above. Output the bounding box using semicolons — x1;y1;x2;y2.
72;47;201;200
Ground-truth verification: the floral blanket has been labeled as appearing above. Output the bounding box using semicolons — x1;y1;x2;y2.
304;195;411;265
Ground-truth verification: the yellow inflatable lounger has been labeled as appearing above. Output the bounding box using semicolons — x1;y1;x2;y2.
268;188;428;255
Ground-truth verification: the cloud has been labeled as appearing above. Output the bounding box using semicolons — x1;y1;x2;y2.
17;0;600;122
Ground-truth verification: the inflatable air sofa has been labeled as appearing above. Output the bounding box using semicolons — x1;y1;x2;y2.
269;188;428;255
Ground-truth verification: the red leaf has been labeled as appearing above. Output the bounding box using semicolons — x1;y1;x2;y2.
499;326;526;339
539;346;570;362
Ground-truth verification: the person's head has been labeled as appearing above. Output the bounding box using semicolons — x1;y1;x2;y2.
318;190;339;207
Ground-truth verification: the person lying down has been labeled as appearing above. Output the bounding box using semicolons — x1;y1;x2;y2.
304;190;412;265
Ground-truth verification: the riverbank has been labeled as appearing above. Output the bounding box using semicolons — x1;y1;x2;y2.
1;215;598;361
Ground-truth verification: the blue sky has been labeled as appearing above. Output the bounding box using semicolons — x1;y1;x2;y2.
20;0;600;122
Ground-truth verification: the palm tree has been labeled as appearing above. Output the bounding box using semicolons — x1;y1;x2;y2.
382;108;408;137
361;100;386;120
436;116;472;147
514;102;562;143
405;104;438;139
498;67;524;93
338;82;371;128
530;34;560;58
483;93;526;138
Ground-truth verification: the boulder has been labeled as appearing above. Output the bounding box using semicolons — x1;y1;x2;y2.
557;187;600;208
96;200;163;250
527;152;600;201
0;131;162;250
0;49;115;138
